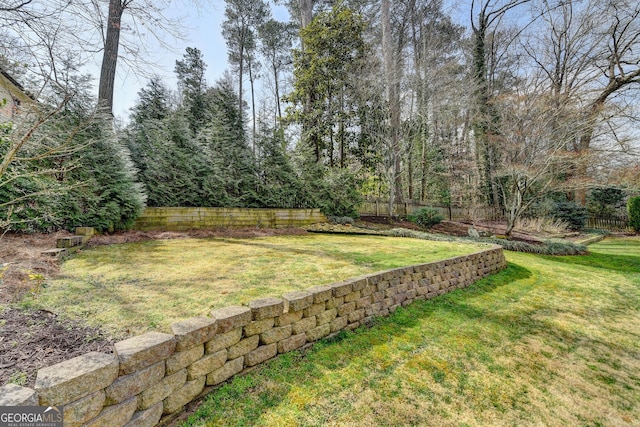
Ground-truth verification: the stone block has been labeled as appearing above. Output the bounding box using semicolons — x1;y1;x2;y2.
137;369;186;410
115;332;175;376
245;344;278;367
171;317;217;352
325;296;344;310
372;291;385;302
316;308;337;325
306;323;331;342
260;324;292;345
163;377;205;414
35;352;118;406
105;361;165;405
303;303;325;318
248;297;284;320
187;350;227;380
211;306;252;333
376;280;390;291
0;384;37;406
416;286;429;296
330;316;348;333
63;390;105;427
307;285;333;303
244;318;275;337
291;316;316;335
330;281;352;297
205;328;242;354
337;301;356;317
124;402;163;427
360;284;375;297
206;357;244;386
348;308;365;323
365;303;381;317
278;333;306;353
282;291;314;312
166;345;204;375
343;290;361;303
345;322;360;331
274;310;303;327
84;396;137;427
395;292;407;305
347;277;368;291
227;335;260;359
356;296;372;309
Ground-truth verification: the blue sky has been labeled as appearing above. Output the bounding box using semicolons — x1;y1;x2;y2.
109;1;290;121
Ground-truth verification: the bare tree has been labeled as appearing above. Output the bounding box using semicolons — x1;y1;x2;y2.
470;0;530;207
493;89;585;236
523;0;640;203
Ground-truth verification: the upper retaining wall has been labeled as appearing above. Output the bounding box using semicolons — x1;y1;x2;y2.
0;245;507;427
133;207;327;231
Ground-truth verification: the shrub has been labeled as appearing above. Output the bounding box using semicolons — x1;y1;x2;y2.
328;216;355;225
550;201;587;231
628;196;640;233
383;228;587;255
409;208;443;230
588;187;626;216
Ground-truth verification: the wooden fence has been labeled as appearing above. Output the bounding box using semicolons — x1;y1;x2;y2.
358;200;504;221
586;215;630;231
359;200;631;231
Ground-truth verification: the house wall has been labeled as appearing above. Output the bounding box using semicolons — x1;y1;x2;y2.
0;71;31;122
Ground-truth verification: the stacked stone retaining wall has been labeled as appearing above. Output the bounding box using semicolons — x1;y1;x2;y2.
133;207;327;231
0;246;507;427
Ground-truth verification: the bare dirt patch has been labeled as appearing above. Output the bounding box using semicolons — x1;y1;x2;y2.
0;308;114;388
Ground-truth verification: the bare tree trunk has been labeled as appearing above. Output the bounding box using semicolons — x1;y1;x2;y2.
274;65;282;121
382;0;403;207
248;57;257;155
98;0;126;116
299;0;314;29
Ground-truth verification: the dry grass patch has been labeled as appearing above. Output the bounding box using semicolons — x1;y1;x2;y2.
22;234;485;337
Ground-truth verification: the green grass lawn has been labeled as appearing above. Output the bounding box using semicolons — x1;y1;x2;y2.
182;237;640;427
25;235;487;337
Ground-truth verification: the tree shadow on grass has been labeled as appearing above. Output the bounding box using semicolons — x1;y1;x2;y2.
538;251;640;274
182;263;533;426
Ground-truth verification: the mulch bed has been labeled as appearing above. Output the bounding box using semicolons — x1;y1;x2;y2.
0;308;114;388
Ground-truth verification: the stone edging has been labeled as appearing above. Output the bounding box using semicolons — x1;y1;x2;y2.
0;245;507;427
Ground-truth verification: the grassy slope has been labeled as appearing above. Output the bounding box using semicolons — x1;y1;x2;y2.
26;235;486;337
183;237;640;427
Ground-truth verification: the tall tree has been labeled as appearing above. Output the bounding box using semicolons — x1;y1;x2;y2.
222;0;270;118
258;19;296;124
175;47;210;135
285;3;368;165
470;0;530;207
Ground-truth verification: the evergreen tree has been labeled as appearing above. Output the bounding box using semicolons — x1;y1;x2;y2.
256;123;313;208
175;47;212;135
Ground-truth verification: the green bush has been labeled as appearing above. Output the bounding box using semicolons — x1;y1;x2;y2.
550;201;587;231
409;208;443;230
628;196;640;233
